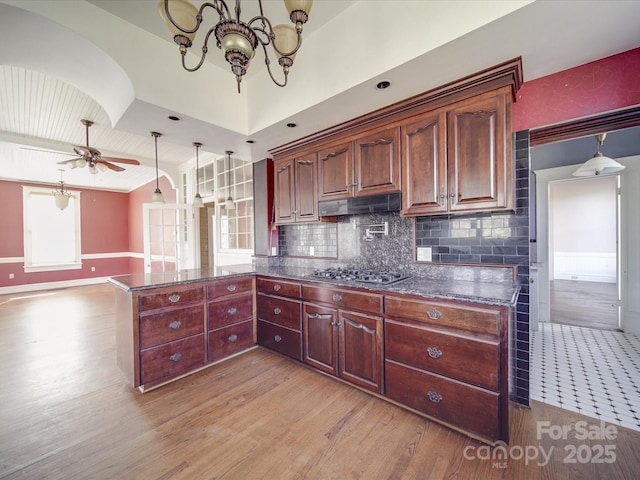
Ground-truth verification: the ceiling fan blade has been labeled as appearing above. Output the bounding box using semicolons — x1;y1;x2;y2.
20;146;74;156
56;158;81;165
100;156;140;165
98;160;125;172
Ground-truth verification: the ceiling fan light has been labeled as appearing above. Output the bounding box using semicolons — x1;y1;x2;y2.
76;158;87;168
96;162;108;172
88;164;99;174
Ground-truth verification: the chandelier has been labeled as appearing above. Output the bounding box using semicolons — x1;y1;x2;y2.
159;0;313;92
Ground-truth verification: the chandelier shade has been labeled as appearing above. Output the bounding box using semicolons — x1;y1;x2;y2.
158;0;313;92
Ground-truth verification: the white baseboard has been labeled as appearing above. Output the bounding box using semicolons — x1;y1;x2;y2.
553;273;617;283
0;277;109;295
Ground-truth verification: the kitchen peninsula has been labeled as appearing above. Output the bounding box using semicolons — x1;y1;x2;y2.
110;262;518;444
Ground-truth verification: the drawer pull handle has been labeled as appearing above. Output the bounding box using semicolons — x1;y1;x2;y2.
227;285;237;292
228;334;238;343
273;284;281;292
427;347;442;359
308;312;333;319
169;353;182;362
427;308;442;320
274;335;283;342
228;307;237;315
168;294;181;303
332;294;342;302
427;391;443;403
169;320;182;330
274;307;281;315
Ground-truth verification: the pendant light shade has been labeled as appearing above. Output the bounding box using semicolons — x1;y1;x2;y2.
225;150;235;210
573;133;625;177
52;169;72;211
193;142;203;206
151;132;165;204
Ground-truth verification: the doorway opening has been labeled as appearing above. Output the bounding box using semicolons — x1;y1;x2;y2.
548;176;620;331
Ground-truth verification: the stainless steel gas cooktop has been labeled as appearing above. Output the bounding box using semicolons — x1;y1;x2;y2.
309;267;410;286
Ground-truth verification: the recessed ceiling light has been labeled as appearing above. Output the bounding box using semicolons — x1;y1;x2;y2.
376;80;391;90
286;123;297;128
246;140;255;144
168;115;181;121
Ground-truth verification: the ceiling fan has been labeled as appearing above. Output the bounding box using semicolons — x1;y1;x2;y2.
54;119;140;173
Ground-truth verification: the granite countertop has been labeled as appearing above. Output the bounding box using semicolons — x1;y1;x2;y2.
109;263;519;307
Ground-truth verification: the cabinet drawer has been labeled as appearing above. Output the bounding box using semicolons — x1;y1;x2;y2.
257;277;301;298
208;320;254;362
139;286;204;312
207;276;253;299
257;320;303;361
208;293;253;330
385;319;498;390
141;334;205;385
385;360;500;441
302;284;383;314
140;304;204;349
385;296;500;336
257;294;301;330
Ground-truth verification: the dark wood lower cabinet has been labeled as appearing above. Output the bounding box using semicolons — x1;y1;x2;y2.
117;274;509;444
303;303;384;394
385;360;500;441
140;334;206;386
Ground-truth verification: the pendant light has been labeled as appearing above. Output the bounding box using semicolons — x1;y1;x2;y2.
52;169;72;211
150;131;165;203
193;142;203;206
225;150;236;210
573;133;625;177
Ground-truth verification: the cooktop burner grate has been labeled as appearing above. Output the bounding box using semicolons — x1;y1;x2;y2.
309;267;410;285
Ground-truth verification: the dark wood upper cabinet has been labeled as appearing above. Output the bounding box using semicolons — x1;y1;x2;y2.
274;157;295;224
274;152;318;224
401;110;447;215
447;91;512;212
294;154;318;222
354;126;401;196
401;88;513;216
317;141;353;201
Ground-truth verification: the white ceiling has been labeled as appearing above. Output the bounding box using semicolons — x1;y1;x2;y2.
0;0;639;192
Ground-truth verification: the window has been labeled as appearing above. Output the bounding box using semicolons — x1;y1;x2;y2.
216;155;254;252
22;186;81;272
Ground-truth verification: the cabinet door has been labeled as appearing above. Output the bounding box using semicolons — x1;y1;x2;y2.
318;141;353;200
354;127;400;196
294;153;319;222
303;303;338;375
401;111;447;215
447;92;512;212
274;157;296;224
338;310;384;393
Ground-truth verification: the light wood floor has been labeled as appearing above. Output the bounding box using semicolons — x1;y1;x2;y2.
551;279;619;330
1;284;639;479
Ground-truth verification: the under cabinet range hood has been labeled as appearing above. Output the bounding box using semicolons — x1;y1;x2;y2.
318;192;401;216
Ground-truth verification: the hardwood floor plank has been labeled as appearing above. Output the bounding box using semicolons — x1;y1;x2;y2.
551;279;618;330
1;284;640;479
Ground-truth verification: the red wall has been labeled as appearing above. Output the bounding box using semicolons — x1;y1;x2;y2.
0;175;176;288
513;47;640;131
